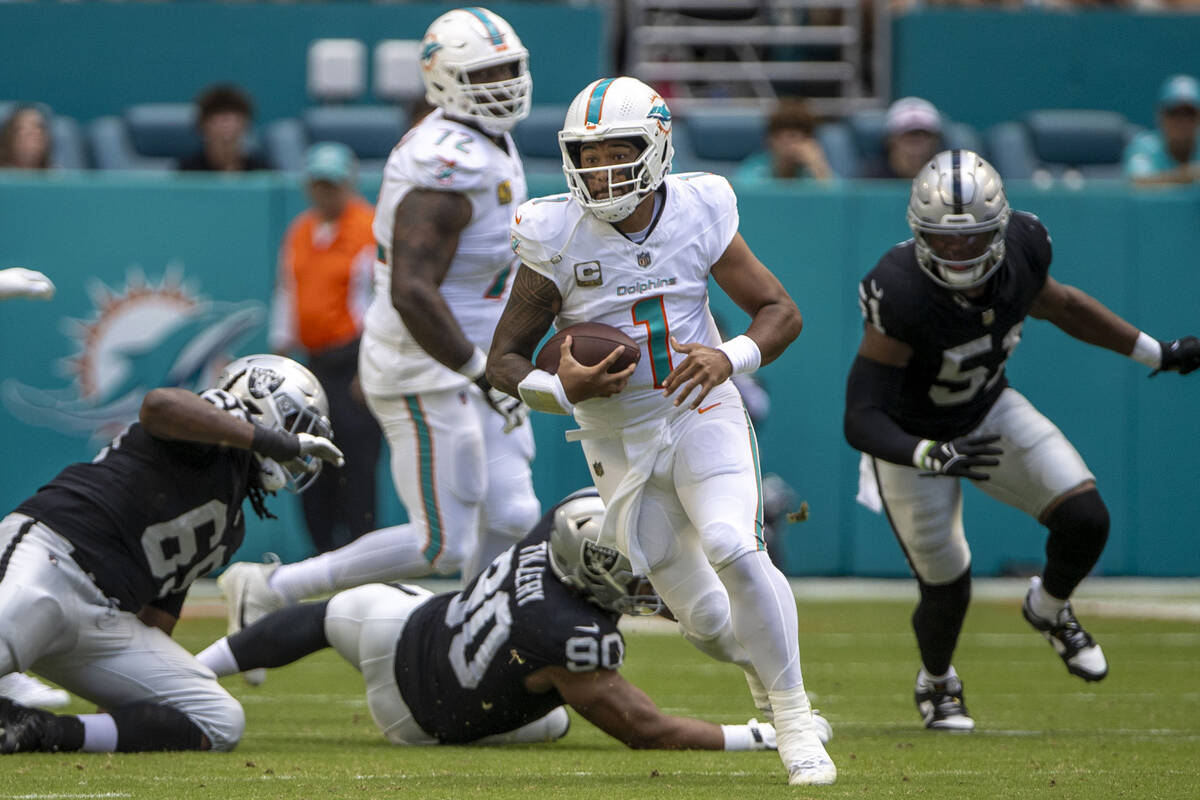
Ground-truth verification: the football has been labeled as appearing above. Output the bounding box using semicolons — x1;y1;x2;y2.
535;322;641;375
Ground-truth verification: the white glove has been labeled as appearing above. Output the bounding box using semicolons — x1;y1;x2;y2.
0;267;56;301
297;432;345;468
474;376;527;434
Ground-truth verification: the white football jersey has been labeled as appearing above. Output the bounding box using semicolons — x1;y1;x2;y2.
511;172;740;428
364;108;527;395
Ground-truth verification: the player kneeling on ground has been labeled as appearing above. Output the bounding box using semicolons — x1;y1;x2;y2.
0;355;343;754
197;489;830;750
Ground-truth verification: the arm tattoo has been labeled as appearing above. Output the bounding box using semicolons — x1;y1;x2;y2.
487;265;562;395
389;189;477;369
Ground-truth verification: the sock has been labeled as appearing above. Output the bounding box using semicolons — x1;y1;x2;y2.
717;551;802;692
917;665;956;687
464;529;521;582
913;570;971;678
195;638;240;677
109;702;206;752
79;713;119;752
1043;489;1109;599
745;669;772;718
227;601;331;670
1028;575;1068;620
270;524;431;601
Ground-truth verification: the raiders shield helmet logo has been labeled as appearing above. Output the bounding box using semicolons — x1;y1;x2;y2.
248;367;284;399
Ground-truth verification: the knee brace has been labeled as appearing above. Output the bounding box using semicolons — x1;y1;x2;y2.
912;569;971;678
1043;489;1109;599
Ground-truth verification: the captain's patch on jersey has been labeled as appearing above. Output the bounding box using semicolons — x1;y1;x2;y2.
497;179;513;205
574;261;602;287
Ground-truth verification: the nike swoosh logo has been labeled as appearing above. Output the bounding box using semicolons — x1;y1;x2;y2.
238;584;251;630
514;213;522;224
574;623;601;633
697;402;722;414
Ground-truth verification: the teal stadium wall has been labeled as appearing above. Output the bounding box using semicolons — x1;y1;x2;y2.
892;10;1200;130
2;173;1197;576
0;2;606;122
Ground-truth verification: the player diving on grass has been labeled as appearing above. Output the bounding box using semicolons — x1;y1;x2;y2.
197;489;831;751
844;149;1200;730
485;77;835;786
0;355;343;754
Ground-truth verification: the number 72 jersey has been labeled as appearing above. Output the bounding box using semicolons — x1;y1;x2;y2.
511;173;741;427
858;210;1053;441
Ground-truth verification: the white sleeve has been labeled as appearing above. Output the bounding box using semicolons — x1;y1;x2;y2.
705;175;741;265
268;237;298;353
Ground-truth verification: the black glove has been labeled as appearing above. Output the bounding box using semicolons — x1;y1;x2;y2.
474;376;527;433
1154;336;1200;376
916;435;1003;480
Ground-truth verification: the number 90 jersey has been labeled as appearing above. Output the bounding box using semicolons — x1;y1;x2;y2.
393;506;623;744
511;173;740;428
858;211;1053;441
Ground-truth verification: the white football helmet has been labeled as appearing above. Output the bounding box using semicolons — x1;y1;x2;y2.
548;489;662;616
419;7;531;135
907;149;1012;290
215;354;333;493
559;76;674;223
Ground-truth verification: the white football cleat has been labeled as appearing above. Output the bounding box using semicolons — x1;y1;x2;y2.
217;560;285;686
0;673;70;710
1022;576;1108;682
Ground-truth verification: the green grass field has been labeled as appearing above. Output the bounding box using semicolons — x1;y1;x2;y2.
4;597;1197;799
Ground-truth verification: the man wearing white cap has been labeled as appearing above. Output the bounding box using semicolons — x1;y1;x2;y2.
863;96;944;180
1124;74;1200;186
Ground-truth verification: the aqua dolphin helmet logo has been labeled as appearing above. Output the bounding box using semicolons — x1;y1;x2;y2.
2;264;264;442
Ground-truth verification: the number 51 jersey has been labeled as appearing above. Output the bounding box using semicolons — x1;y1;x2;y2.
393;504;624;744
511;173;741;428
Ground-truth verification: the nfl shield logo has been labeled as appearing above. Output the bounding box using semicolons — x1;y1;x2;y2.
636;251;652;268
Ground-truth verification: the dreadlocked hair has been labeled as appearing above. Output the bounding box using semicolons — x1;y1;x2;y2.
247;472;278;520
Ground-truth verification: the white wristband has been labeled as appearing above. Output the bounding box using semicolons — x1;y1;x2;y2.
716;335;762;376
913;439;937;470
517;369;574;415
1130;331;1162;369
457;348;488;381
721;724;755;751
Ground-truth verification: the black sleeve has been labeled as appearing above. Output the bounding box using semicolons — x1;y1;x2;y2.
1014;211;1053;281
149;589;188;620
844;355;924;467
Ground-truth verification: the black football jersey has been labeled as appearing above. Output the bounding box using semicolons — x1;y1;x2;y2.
15;389;256;615
858;211;1053;440
394;507;624;744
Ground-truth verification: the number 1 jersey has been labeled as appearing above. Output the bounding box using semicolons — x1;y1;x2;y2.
511;173;740;428
393;500;623;743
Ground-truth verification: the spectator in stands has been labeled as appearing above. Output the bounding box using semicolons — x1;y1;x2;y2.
269;142;381;553
0;106;50;170
1124;74;1200;187
735;98;833;184
179;84;268;172
862;96;943;180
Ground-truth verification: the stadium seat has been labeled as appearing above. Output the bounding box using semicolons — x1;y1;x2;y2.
817;108;985;178
374;40;424;104
0;101;87;169
511;105;567;179
88;103;266;171
672;112;766;178
985;110;1144;181
308;39;367;103
265;106;408;174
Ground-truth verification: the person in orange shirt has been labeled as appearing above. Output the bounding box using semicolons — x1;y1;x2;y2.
270;142;382;553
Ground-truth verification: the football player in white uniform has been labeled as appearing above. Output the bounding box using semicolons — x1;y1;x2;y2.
487;77;835;787
219;9;541;642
